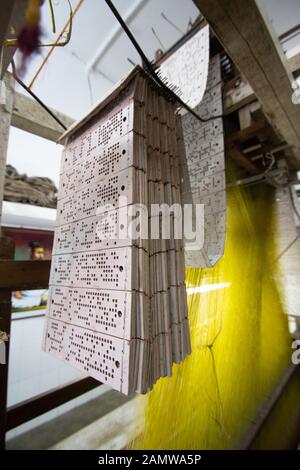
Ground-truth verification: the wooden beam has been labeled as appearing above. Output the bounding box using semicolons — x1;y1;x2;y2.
0;73;14;229
0;1;16;78
6;377;101;431
238;102;261;130
224;56;300;114
0;0;27;79
0;259;50;290
226;118;268;145
194;0;300;170
11;90;74;142
223;77;255;115
50;398;138;450
226;143;260;175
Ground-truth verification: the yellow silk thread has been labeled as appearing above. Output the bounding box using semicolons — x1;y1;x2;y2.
131;179;292;450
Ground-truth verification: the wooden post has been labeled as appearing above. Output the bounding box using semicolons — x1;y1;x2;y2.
0;236;15;449
193;0;300;169
0;73;14;230
0;68;15;451
0;1;27;79
0;1;16;78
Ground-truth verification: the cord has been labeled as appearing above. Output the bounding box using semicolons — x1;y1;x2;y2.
104;0;224;124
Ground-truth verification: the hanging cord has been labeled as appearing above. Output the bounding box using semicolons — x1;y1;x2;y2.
104;0;224;124
12;59;67;131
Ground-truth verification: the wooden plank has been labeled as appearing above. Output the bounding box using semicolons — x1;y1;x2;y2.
0;260;50;290
194;0;300;170
226;118;268;145
227;143;260;175
0;237;15;449
11;90;74;142
224;56;300;114
6;377;101;431
223;77;256;115
0;73;14;229
238;102;261;130
50;398;138;450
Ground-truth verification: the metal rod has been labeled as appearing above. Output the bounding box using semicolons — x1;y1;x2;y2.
104;0;224;123
12;60;67;131
279;23;300;44
161;12;184;35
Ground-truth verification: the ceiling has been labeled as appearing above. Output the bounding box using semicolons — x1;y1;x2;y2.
8;0;300;188
15;0;300;121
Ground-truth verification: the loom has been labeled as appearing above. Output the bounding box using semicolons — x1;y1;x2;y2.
1;0;300;453
42;8;300;450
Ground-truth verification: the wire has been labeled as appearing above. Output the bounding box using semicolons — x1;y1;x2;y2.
151;27;165;51
161;12;184;35
87;73;94;106
12;60;67;131
104;0;224;124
